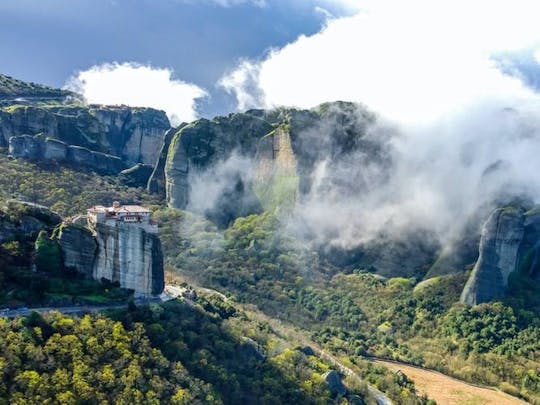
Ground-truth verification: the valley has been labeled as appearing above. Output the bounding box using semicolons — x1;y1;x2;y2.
1;73;540;404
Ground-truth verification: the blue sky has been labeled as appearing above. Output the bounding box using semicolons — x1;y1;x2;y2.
0;0;354;116
1;0;539;123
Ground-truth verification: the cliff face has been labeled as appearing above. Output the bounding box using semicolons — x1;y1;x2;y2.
0;104;170;171
90;221;164;296
164;112;273;211
147;127;184;196
57;224;97;277
461;207;527;305
163;102;386;219
9;134;125;175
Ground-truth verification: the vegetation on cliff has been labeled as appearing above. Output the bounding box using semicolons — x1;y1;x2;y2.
0;74;73;101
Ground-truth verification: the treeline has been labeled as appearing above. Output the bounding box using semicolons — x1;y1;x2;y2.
0;296;374;404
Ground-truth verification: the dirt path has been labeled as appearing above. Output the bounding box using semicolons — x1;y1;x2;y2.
374;360;527;405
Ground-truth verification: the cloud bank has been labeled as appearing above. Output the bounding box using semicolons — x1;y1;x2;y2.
220;0;540;124
66;63;207;125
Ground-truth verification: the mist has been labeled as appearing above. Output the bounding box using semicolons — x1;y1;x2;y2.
215;0;540;252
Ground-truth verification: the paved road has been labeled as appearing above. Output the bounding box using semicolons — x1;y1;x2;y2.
0;287;177;319
0;304;128;319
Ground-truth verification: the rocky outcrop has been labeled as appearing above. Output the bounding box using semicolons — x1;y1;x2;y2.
56;224;97;277
323;370;347;396
163;102;387;222
9;134;125;175
1;104;170;167
147;126;184;197
119;163;155;188
165;113;273;210
0;200;62;243
461;207;526;305
0;73;74;101
90;221;164;296
89;106;170;165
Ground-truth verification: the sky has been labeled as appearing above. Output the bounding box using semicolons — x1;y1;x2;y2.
1;0;539;124
0;0;356;120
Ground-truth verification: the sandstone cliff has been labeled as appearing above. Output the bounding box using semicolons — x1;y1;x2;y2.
89;221;164;296
56;224;97;277
162;102;440;276
0;200;62;244
9;134;125;175
461;207;526;305
1;104;170;171
163;102;387;219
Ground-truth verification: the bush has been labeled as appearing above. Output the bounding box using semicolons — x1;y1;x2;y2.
34;230;62;274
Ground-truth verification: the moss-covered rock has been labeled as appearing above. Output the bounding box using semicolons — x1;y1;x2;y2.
119;163;155;188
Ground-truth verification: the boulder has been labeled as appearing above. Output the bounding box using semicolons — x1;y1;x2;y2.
323;370;347;396
119;163;155;188
298;346;315;356
8;134;40;159
347;395;365;405
238;337;266;362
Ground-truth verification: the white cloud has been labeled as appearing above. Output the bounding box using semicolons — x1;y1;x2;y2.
65;62;207;126
535;49;540;65
220;0;540;125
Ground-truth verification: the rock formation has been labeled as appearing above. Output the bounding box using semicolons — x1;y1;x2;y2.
1;104;170;170
56;224;97;277
323;370;347;396
461;206;527;305
89;220;164;296
35;204;165;297
147;126;184;197
83;204;164;296
0;200;62;243
162;102;387;219
119;163;155;188
9;134;125;175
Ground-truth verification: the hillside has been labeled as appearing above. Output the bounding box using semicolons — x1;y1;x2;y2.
0;74;74;101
